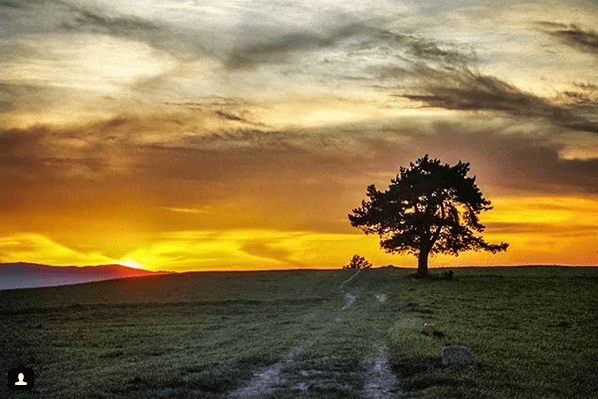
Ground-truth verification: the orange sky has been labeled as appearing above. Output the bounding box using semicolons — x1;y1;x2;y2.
1;0;597;271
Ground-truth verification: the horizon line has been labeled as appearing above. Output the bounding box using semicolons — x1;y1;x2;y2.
2;261;597;273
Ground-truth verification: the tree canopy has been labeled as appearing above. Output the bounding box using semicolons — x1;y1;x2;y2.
348;155;508;277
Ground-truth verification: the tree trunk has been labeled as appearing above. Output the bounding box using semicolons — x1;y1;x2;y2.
416;249;429;278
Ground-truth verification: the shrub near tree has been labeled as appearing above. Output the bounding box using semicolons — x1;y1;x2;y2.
343;254;372;270
349;155;508;278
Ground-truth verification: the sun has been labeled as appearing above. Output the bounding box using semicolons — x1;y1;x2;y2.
117;258;146;270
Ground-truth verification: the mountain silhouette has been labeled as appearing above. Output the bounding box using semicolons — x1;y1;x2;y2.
0;262;173;290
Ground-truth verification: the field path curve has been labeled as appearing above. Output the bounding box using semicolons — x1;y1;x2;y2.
228;269;404;398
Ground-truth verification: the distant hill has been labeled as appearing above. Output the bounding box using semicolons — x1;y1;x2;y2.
0;262;174;290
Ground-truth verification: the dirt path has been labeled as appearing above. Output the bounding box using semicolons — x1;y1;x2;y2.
229;346;307;398
363;345;402;399
229;271;403;398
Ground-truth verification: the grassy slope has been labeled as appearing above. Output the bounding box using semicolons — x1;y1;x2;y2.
385;267;598;399
1;267;597;398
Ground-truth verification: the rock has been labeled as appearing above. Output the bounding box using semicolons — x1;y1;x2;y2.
441;345;475;367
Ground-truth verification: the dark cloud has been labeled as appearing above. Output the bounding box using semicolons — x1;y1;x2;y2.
0;1;475;73
400;68;548;112
1;0;117;37
397;66;598;134
455;134;596;194
0;0;21;9
539;22;598;56
224;22;474;72
225;31;334;69
2;114;597;236
0;127;47;170
56;2;210;58
0;118;363;232
215;110;244;122
402;121;598;194
62;5;159;34
0;0;207;59
0;83;70;113
306;117;598;195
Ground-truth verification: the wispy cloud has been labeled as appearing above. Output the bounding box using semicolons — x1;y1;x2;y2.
239;239;304;267
0;233;115;265
3;113;597;231
539;21;598;56
223;22;474;72
396;64;598;134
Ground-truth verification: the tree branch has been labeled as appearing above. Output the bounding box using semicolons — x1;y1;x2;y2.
429;199;445;249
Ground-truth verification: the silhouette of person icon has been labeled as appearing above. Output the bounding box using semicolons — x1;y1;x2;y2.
15;373;27;386
7;364;34;390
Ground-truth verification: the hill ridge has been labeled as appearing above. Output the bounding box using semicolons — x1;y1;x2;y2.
0;262;174;290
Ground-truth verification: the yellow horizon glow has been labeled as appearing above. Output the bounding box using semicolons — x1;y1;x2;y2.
116;258;147;270
1;194;596;271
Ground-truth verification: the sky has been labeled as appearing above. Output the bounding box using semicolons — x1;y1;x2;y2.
1;0;597;271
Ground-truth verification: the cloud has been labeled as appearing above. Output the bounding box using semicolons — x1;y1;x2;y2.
1;0;158;41
559;82;598;105
0;83;72;114
395;121;598;194
397;65;598;134
224;31;335;70
0;0;210;67
0;113;364;235
3;112;597;234
0;233;115;265
239;240;303;266
539;22;598;56
222;20;475;80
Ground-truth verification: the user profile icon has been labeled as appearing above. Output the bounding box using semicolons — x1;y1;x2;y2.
7;365;34;390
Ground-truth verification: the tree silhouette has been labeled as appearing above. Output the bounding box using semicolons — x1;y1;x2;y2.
343;254;372;270
349;155;508;277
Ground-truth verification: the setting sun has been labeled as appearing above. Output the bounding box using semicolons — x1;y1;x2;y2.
117;259;147;270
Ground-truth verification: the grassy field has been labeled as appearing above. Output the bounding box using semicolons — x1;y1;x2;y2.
1;266;597;398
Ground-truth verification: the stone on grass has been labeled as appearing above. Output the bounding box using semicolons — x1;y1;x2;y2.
441;345;475;367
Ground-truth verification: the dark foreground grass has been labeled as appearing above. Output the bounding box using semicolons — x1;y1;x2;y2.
1;266;597;398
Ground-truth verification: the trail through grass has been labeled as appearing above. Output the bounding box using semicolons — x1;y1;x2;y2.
228;269;402;398
1;266;596;398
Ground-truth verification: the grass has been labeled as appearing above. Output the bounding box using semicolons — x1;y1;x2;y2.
1;266;597;398
385;267;598;399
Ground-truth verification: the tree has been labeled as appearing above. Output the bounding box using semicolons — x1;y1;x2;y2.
348;155;508;278
343;254;372;270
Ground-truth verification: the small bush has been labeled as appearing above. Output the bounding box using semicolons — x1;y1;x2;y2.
343;254;372;270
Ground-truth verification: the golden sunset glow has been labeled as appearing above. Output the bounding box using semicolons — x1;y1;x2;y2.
1;0;597;271
117;259;147;270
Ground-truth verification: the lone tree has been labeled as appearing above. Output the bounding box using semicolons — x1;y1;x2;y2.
349;155;508;278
